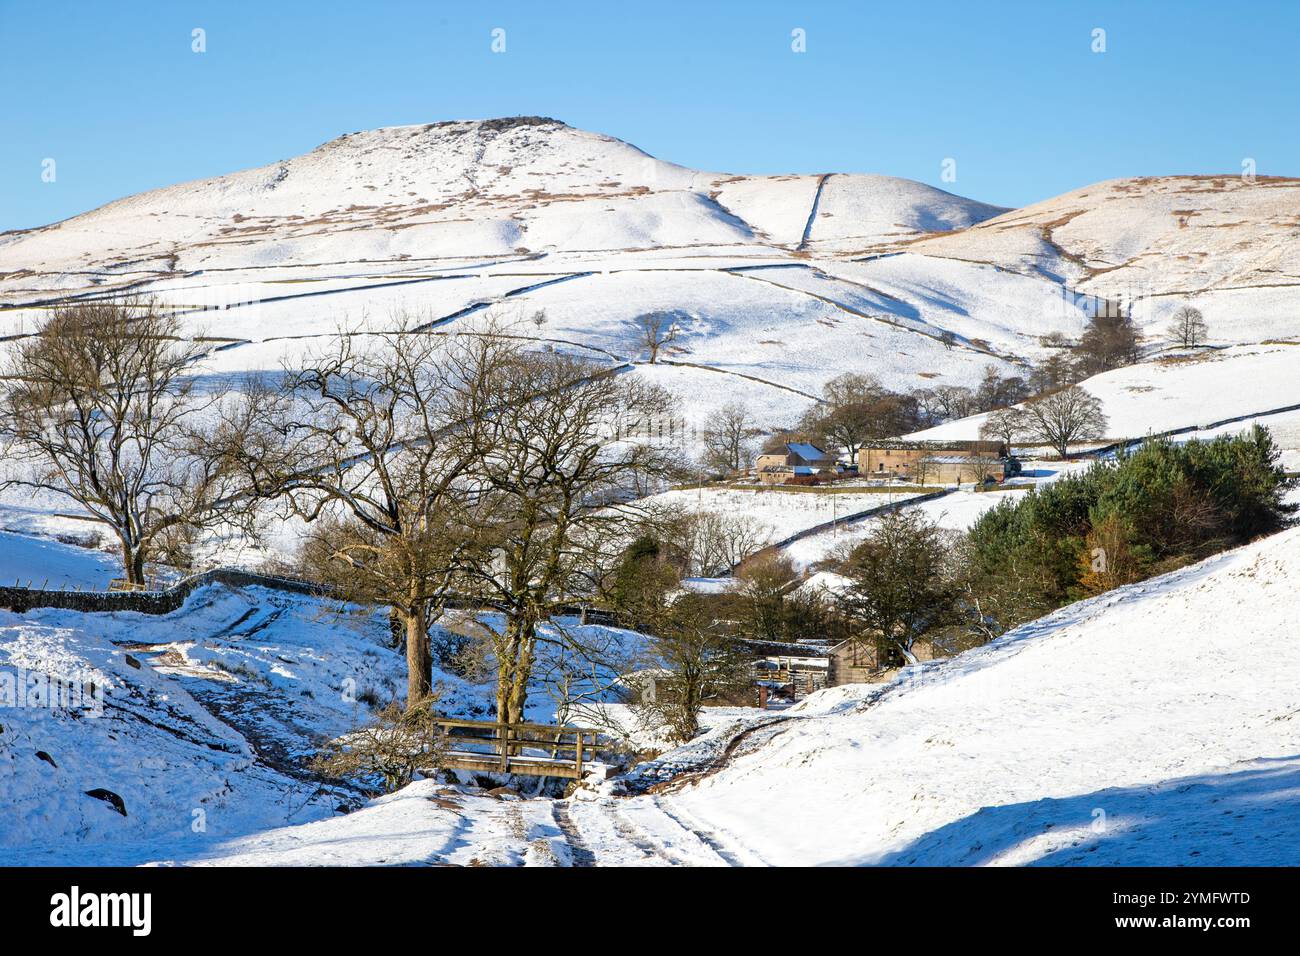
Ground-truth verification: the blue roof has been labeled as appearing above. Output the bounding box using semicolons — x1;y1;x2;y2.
786;442;826;460
791;466;815;475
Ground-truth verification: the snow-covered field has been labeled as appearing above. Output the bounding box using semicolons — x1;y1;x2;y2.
778;460;1088;571
782;488;1015;571
644;485;925;544
0;531;121;590
5;119;1296;464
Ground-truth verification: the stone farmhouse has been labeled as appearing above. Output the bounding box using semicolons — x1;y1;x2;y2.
755;442;839;485
858;439;1014;484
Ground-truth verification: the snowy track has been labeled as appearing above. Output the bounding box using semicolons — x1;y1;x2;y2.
562;796;731;866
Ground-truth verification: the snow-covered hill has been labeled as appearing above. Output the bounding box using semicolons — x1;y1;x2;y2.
0;118;1032;436
59;518;1298;868
10;116;1295;449
0;118;1002;273
908;174;1300;344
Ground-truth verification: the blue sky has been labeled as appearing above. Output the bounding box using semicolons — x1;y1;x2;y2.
3;0;1296;230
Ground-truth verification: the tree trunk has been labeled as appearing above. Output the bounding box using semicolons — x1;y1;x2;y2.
404;609;432;706
495;611;536;725
120;541;146;586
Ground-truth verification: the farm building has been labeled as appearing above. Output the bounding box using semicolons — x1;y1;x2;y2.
756;442;839;485
827;637;939;685
858;439;1013;484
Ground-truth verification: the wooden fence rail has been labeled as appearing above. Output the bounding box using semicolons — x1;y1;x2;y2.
432;719;606;779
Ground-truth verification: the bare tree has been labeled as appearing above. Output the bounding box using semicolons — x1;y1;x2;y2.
799;374;925;458
633;310;685;364
932;384;978;421
686;510;773;576
1074;310;1142;376
1029;352;1076;394
912;455;934;486
700;401;761;474
0;299;257;585
1167;305;1208;348
967;455;998;486
735;553;800;643
245;322;508;705
980;406;1028;450
1021;386;1108;458
310;694;444;794
454;349;678;725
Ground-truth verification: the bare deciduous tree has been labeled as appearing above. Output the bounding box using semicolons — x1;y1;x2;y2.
245;322;509;705
310;694;444;794
1022;385;1108;458
1167;305;1208;348
735;552;800;643
1074;310;1142;376
454;349;678;724
633;310;684;363
700;401;761;474
685;509;774;576
625;592;751;744
0;299;258;585
980;406;1028;450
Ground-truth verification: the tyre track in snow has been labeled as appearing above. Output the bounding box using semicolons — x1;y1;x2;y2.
551;801;596;867
580;797;727;866
651;795;764;867
604;801;696;865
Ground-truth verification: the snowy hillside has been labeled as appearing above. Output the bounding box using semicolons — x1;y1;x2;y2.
0;572;644;865
0;117;1083;445
909;174;1300;342
909;343;1300;450
3;118;1293;450
561;522;1300;866
62;519;1300;868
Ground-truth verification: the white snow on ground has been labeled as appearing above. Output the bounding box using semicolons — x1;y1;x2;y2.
5;120;1296;476
911;344;1300;443
176;781;572;867
908;174;1300;344
0;581;648;865
4;119;1300;866
644;486;925;544
0;585;408;865
564;523;1300;866
782;487;1025;571
0;531;121;590
6;491;1298;866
